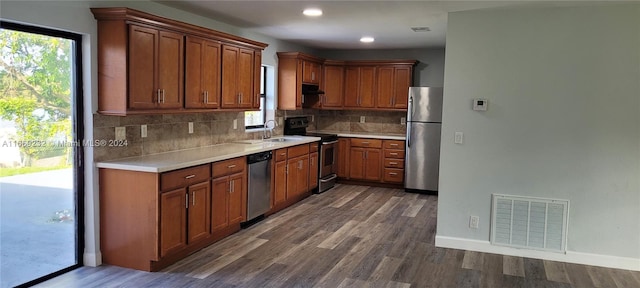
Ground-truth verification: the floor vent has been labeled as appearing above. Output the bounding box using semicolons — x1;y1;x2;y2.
491;194;569;253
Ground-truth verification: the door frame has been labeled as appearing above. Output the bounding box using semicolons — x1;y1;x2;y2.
0;20;85;287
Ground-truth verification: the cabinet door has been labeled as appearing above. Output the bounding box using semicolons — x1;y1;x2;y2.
322;65;344;108
238;48;254;108
309;152;318;190
274;160;287;205
359;66;376;108
393;66;411;109
303;61;320;84
128;25;157;109
295;156;309;196
221;45;239;108
187;181;211;243
376;66;394;109
343;67;360;107
160;188;187;257
211;176;229;232
157;30;184;109
253;50;262;109
185;37;220;109
228;172;246;224
364;148;383;181
337;138;350;178
286;157;299;198
349;147;365;180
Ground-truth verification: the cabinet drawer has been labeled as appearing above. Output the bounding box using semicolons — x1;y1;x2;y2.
287;144;310;158
310;141;319;152
383;140;405;149
350;138;382;148
212;157;246;178
383;168;404;183
384;149;404;159
161;164;210;191
384;158;405;169
275;148;287;162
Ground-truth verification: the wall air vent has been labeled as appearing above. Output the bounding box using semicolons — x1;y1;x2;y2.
491;194;569;253
411;27;431;32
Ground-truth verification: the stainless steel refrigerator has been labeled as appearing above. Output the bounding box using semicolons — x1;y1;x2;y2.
405;87;443;194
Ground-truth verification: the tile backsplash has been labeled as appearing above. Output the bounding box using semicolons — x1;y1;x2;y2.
93;112;264;162
315;110;406;135
93;109;405;162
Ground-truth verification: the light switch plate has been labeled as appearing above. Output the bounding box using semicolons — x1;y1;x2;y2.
469;216;480;229
141;125;147;138
454;132;464;144
233;119;238;130
360;116;366;123
115;126;126;140
188;122;194;134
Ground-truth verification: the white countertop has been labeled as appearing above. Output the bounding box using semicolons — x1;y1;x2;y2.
95;136;321;173
313;130;406;140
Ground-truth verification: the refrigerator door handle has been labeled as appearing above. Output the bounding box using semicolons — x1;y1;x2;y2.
407;95;414;123
407;123;412;148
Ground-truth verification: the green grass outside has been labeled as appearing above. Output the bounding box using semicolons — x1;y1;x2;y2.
0;165;71;178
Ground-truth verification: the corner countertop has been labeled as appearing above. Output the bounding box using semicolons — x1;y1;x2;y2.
313;130;406;140
95;136;321;173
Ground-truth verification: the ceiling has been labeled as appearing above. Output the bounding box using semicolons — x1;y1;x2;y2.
156;1;604;50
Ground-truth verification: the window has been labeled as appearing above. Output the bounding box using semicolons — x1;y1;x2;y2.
245;65;267;129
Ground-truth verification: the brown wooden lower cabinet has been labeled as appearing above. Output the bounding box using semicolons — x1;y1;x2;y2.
338;137;405;186
270;144;313;214
212;157;247;232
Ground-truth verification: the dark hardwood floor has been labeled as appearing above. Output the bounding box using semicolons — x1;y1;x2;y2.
36;184;640;287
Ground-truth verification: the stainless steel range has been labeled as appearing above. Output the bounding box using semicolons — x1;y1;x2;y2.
284;117;338;193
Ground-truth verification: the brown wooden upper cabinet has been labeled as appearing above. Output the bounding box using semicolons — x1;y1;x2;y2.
376;66;412;109
221;45;256;109
321;62;345;108
129;25;184;110
277;52;325;110
185;36;220;109
303;60;321;84
91;7;267;115
344;66;376;108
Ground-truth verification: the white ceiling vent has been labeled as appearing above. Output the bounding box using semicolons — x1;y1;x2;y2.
411;27;431;32
491;194;569;253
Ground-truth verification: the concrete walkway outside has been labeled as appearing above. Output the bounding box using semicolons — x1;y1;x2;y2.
0;169;75;288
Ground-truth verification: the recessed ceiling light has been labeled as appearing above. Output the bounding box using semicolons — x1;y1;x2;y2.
360;36;375;43
303;8;323;17
411;27;431;32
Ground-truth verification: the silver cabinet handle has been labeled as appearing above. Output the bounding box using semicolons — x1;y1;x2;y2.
390;153;398;156
365;151;368;159
156;89;161;103
185;193;189;208
298;160;302;170
389;172;398;176
239;93;243;104
161;89;166;103
390;143;398;147
389;162;398;165
229;180;234;193
204;91;209;104
192;191;196;206
361;141;370;145
285;165;288;175
227;164;236;169
185;174;196;179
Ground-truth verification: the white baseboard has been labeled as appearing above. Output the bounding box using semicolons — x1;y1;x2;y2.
435;235;640;271
83;251;102;267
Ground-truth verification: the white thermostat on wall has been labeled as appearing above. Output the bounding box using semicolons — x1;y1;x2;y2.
473;98;488;111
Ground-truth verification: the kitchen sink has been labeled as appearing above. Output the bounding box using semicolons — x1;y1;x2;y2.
234;137;303;145
264;137;301;143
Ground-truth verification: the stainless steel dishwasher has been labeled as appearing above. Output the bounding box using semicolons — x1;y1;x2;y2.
246;151;272;222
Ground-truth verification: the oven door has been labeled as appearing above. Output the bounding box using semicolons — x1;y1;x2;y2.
320;140;338;178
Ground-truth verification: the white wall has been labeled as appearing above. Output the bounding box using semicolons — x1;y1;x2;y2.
0;0;313;266
318;48;446;87
437;3;640;269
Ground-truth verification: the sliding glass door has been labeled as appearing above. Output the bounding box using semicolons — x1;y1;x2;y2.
0;22;83;287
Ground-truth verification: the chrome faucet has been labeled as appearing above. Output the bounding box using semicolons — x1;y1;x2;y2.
263;119;278;139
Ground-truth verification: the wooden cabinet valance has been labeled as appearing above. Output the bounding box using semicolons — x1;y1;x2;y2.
91;7;268;115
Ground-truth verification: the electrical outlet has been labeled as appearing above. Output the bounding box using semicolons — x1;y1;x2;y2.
115;126;126;140
469;216;479;229
233;119;238;130
401;117;406;125
360;116;366;123
277;117;283;126
454;132;464;144
188;122;194;134
141;125;147;138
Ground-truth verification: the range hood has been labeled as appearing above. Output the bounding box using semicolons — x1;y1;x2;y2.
302;84;325;95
